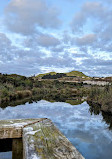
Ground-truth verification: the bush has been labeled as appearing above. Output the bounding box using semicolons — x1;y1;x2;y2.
1;88;9;98
16;90;32;99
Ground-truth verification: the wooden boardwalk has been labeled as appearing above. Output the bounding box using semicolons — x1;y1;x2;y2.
0;118;85;159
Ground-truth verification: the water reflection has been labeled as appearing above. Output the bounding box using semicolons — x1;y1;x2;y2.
0;152;12;159
102;112;112;130
0;96;84;109
0;100;112;159
88;101;112;130
0;139;12;159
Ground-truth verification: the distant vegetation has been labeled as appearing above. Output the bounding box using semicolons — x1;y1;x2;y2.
36;72;57;78
0;72;90;106
42;73;66;79
36;71;88;79
66;71;88;77
0;71;112;114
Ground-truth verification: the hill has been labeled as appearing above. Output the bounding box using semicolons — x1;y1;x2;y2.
36;71;88;79
66;71;87;77
36;72;57;78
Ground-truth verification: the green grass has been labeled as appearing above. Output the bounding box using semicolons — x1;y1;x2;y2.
66;71;87;77
36;70;89;78
36;72;57;78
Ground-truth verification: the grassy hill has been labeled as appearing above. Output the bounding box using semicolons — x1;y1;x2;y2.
66;71;87;77
36;72;57;78
36;70;88;78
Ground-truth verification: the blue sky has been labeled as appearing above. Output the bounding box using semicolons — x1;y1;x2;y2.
0;0;112;77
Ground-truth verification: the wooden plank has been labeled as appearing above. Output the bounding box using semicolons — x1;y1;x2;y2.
0;118;85;158
23;118;85;159
0;118;46;139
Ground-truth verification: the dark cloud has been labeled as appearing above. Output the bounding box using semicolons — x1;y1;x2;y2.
70;1;112;55
80;58;112;77
0;33;77;76
71;2;107;33
74;34;97;46
4;0;61;35
0;62;41;76
37;34;60;48
24;33;60;48
82;58;112;67
0;33;15;61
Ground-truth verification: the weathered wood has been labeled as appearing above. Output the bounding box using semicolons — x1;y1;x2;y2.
23;118;84;159
0;118;46;139
0;118;85;159
12;138;23;159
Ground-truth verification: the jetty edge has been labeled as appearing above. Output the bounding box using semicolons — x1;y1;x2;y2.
0;118;85;159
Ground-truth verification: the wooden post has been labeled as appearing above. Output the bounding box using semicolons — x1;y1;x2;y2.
12;138;23;159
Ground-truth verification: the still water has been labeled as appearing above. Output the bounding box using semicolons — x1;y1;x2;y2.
0;100;112;159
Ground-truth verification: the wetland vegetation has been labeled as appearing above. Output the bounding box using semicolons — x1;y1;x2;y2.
0;71;112;159
0;71;112;115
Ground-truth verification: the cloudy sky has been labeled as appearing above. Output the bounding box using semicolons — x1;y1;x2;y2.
0;0;112;77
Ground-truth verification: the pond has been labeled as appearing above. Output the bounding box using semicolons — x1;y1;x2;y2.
0;100;112;159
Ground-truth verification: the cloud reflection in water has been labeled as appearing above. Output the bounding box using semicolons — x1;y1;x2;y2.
0;100;112;159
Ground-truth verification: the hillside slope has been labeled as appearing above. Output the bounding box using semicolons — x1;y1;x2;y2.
36;71;88;78
66;71;87;77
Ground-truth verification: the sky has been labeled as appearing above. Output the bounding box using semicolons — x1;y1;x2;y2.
0;0;112;77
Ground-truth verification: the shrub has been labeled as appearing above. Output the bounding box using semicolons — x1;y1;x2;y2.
1;88;9;98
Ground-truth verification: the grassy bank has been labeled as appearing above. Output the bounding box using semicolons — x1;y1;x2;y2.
0;73;112;114
0;73;90;105
87;85;112;113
